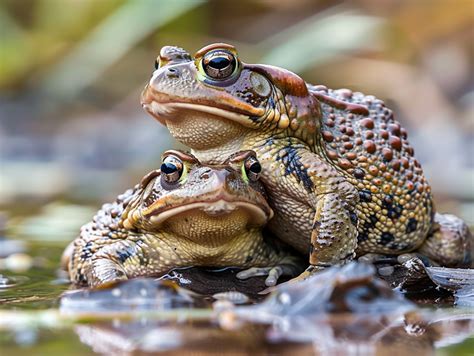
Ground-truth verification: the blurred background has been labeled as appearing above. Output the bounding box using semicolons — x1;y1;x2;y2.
0;0;473;241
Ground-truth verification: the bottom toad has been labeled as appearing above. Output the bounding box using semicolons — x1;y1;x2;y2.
62;150;301;288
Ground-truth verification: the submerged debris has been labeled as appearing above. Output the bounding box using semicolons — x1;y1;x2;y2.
213;291;250;305
425;267;474;307
160;267;270;300
215;262;474;351
232;262;414;323
378;256;474;307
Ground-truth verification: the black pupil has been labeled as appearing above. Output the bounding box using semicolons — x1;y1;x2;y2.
250;162;261;174
161;162;178;174
209;56;230;69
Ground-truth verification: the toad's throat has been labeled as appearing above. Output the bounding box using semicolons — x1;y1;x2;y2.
143;101;256;150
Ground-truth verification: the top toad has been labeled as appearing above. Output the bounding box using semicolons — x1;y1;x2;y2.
141;43;471;272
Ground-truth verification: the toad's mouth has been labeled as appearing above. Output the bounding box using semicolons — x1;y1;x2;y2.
143;101;256;128
144;198;273;227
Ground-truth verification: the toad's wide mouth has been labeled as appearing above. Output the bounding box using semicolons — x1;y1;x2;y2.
143;100;257;128
141;83;264;128
144;197;273;227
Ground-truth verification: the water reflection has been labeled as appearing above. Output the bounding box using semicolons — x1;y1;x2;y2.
0;274;28;289
60;278;197;315
53;263;474;355
1;254;473;355
62;306;474;355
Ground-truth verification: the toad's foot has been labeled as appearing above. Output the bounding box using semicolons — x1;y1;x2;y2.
236;257;303;287
418;213;472;268
86;258;129;288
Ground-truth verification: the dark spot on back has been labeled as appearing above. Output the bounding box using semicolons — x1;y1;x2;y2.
383;195;393;206
379;232;395;245
382;195;402;219
357;231;369;242
406;218;418;233
359;189;372;202
116;244;137;264
349;211;358;226
387;204;403;219
77;273;88;285
364;214;378;229
353;168;365;180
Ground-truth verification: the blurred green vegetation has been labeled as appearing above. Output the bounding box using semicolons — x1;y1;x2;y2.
0;2;473;219
0;2;473;353
0;0;472;213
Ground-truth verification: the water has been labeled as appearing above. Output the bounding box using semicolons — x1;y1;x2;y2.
0;213;473;355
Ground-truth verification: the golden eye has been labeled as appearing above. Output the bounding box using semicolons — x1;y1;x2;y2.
244;155;262;182
160;155;183;184
202;50;237;80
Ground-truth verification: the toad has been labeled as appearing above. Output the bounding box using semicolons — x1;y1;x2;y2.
141;43;472;275
63;150;300;287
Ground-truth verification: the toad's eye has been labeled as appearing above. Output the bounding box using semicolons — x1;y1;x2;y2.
160;156;183;184
202;50;237;80
243;156;262;182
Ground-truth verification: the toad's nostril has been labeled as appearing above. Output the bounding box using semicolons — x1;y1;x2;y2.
200;168;212;179
166;67;178;78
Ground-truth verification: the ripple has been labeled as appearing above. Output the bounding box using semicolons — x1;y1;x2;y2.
0;274;29;289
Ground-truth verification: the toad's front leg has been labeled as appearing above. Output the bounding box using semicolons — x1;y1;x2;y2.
309;192;358;267
300;150;360;278
260;144;360;281
69;237;178;288
290;192;359;282
70;240;143;287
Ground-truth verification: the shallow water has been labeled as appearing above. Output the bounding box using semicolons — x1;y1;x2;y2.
1;212;473;355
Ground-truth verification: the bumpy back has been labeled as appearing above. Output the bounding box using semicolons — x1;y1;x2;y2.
310;85;433;254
